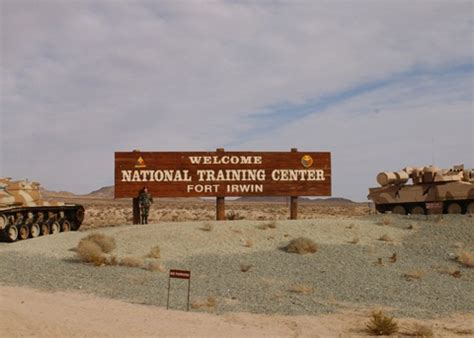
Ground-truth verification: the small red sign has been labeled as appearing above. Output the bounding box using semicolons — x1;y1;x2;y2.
169;269;191;279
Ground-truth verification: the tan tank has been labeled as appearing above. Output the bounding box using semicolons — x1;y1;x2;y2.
0;178;85;242
368;164;474;215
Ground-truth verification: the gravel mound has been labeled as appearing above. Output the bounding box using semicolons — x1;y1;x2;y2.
0;215;472;318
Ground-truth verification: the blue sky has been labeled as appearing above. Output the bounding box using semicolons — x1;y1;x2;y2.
1;1;472;200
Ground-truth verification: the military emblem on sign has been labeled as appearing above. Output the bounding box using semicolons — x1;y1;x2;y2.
301;155;313;168
135;156;146;168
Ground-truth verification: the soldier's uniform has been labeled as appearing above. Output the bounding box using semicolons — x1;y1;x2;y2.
138;189;153;224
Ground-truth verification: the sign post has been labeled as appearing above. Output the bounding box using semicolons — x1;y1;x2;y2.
115;150;332;221
166;269;191;311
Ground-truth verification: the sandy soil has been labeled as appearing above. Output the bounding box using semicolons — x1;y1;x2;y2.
1;285;473;337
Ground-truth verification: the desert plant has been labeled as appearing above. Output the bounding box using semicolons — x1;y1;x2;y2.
257;222;269;230
191;295;217;310
381;216;392;226
82;233;116;253
240;263;252;272
76;240;106;266
409;323;434;337
285;237;318;254
200;222;213;231
243;238;253;247
348;237;359;244
404;270;425;281
144;260;165;272
366;310;399;336
268;221;277;229
119;257;144;268
106;255;119;266
457;251;474;268
378;234;393;242
289;284;314;294
146;246;161;259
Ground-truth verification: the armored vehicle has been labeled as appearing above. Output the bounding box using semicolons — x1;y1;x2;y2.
0;178;84;242
368;164;474;215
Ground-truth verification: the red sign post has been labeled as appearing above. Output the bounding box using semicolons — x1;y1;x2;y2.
167;269;191;311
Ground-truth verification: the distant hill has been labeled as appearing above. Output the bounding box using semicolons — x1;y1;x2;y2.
40;187;77;199
86;186;114;199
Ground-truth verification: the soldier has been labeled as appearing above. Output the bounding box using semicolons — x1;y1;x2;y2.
138;187;153;224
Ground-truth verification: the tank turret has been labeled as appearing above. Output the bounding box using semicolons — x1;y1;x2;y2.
0;178;84;242
368;164;474;215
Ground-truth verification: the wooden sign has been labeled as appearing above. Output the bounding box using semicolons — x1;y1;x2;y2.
115;150;331;198
167;269;191;311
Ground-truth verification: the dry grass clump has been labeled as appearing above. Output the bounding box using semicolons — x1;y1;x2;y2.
380;216;392;226
457;251;474;268
240;263;252;272
106;255;119;266
119;257;144;268
404;270;425;281
226;211;244;220
348;237;359;244
289;284;314;295
285;237;318;254
243;238;253;247
268;221;277;229
408;323;433;337
144;260;165;272
76;240;106;266
191;295;217;310
378;234;393;242
366;310;399;336
82;233;116;253
146;246;161;259
200;222;214;231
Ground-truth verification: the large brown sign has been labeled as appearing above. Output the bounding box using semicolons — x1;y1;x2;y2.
114;150;331;198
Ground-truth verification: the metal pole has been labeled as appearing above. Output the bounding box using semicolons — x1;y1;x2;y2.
166;275;171;310
187;278;191;311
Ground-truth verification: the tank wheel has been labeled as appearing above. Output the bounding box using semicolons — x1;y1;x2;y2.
30;223;41;238
411;206;425;215
392;205;406;215
5;225;19;242
61;220;71;232
466;202;474;215
41;223;51;236
19;224;30;240
51;222;60;234
76;208;85;223
447;203;462;214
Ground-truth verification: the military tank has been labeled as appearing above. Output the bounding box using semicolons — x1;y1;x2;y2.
0;178;85;242
368;164;474;215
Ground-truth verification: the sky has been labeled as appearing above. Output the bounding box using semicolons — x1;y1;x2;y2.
1;0;473;201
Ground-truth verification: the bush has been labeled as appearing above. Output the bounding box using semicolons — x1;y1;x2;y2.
144;260;164;272
410;323;433;337
200;222;213;231
146;246;161;259
285;237;318;254
240;263;252;272
82;233;116;253
76;240;106;266
366;310;398;336
457;251;474;268
378;234;393;242
119;257;144;268
289;284;314;294
191;295;217;310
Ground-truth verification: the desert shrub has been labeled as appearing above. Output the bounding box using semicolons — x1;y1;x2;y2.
106;255;119;266
240;263;252;272
191;295;217;310
348;237;359;244
120;257;144;268
366;310;399;336
381;216;392;226
146;246;161;259
243;239;253;247
76;240;106;266
144;260;164;272
289;284;314;294
226;211;244;220
457;251;474;268
82;233;116;253
404;270;425;281
378;234;393;242
285;237;318;254
410;323;433;337
200;222;213;231
257;223;269;230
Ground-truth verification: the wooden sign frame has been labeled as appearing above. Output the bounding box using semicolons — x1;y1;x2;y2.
115;148;331;221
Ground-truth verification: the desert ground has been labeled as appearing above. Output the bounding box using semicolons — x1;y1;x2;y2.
1;196;473;337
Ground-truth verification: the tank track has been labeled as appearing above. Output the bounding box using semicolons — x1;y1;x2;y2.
375;199;474;215
0;205;84;242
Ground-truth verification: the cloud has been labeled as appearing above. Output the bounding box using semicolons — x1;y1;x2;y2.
1;1;472;198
